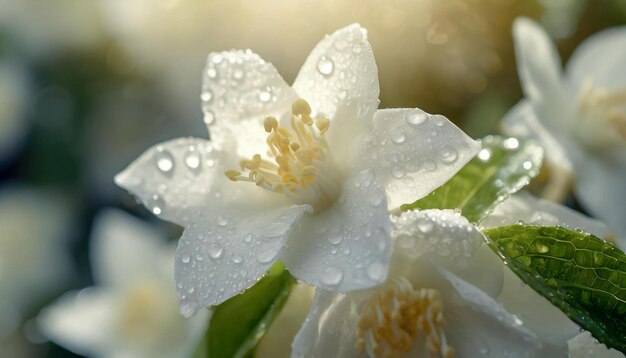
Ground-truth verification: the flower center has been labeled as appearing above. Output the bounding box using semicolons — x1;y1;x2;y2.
225;99;341;211
578;78;626;146
118;281;184;347
356;277;454;358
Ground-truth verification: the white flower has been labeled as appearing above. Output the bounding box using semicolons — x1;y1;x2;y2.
38;209;208;358
568;331;624;358
292;209;546;358
483;191;618;356
503;17;626;243
115;24;480;317
0;185;73;339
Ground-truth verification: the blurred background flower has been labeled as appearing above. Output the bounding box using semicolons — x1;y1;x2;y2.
0;0;625;356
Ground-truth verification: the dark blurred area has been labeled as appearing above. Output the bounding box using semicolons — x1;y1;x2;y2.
0;0;624;356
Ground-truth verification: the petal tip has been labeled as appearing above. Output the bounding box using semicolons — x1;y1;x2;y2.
179;301;198;318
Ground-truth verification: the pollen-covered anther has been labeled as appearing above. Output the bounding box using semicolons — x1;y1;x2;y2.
225;98;341;211
356;277;454;358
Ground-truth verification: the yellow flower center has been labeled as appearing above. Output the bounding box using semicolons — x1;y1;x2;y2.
118;281;183;345
225;99;341;211
578;78;626;146
356;277;454;358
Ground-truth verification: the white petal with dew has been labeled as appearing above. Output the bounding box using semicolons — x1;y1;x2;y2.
573;149;626;248
502;100;573;173
176;204;311;316
364;108;480;209
115;137;290;228
566;26;626;90
201;50;298;158
392;209;483;271
291;290;361;358
513;17;568;128
436;264;547;357
568;331;624;358
495;265;579;353
281;170;391;292
292;23;380;167
38;288;117;357
90;209;167;287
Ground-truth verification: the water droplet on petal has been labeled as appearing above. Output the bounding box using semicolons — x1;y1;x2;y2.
439;145;458;164
321;266;344;286
201;89;213;103
181;255;191;264
154;148;175;174
203;110;215;125
257;248;277;264
406;110;428;125
233;69;244;80
392;167;406;178
208;247;224;259
185;146;202;172
148;194;165;215
244;234;253;243
206;67;218;79
258;89;272;102
217;216;229;226
418;221;434;233
232;255;243;264
367;261;385;281
433;116;445;127
316;56;335;76
328;236;343;245
369;191;385;207
391;129;406;144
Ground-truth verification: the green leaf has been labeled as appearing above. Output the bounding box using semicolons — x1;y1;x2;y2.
401;135;543;223
484;225;626;353
207;261;296;358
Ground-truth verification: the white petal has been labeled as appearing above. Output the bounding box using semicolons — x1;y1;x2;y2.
573;149;626;247
364;108;479;209
90;209;166;287
495;265;579;352
281;170;391;292
291;290;361;358
38;288;117;356
436;265;548;357
566;26;626;89
568;331;624;358
202;50;298;158
482;191;610;239
391;210;486;276
512;17;569;127
115;137;289;228
176;204;311;316
502;100;573;172
292;24;380;166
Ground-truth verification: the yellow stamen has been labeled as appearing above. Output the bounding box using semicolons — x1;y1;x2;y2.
316;118;330;134
263;116;278;133
224;98;341;211
225;169;242;181
578;78;626;145
356;277;454;358
291;98;312;116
